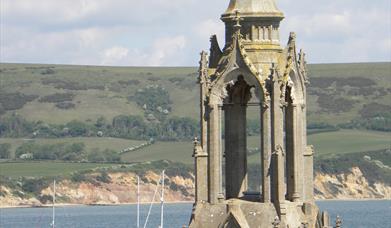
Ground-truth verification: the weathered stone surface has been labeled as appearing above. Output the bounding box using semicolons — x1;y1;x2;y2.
190;0;329;227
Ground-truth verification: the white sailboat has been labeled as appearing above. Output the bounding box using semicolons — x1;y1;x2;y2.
139;170;165;228
137;175;140;228
159;170;165;228
50;179;56;228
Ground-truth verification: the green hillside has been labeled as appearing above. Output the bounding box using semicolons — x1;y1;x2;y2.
1;62;390;125
0;62;390;179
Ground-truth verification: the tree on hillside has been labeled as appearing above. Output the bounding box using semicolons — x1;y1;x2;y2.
0;143;11;159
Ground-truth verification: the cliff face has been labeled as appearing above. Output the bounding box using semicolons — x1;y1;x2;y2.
1;167;390;208
314;167;391;199
0;171;195;208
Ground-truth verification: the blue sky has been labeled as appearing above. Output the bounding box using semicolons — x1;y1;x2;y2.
1;0;390;66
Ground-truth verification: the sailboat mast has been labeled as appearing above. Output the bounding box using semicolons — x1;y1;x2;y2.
137;175;140;228
52;179;56;228
160;170;165;228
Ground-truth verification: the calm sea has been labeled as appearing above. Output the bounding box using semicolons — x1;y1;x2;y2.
1;200;390;228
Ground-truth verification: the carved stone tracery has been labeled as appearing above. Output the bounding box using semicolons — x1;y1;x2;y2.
190;1;329;227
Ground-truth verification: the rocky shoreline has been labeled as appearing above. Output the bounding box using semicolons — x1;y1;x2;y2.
1;167;390;208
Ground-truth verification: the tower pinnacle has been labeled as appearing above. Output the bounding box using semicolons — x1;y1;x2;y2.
223;0;284;18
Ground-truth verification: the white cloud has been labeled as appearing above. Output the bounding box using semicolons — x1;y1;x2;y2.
1;0;390;65
195;19;224;40
148;36;187;66
113;35;188;66
101;46;129;65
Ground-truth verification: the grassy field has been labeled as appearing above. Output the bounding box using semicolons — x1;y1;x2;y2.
1;62;390;125
307;130;391;158
246;129;390;163
0;161;117;178
1;130;389;173
120;141;193;164
0;137;147;158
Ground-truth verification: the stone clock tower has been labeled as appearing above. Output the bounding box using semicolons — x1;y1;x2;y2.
189;0;331;227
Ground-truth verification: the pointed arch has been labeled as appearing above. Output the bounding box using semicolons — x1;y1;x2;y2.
208;32;268;105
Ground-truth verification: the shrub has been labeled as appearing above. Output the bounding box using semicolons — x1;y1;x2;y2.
71;172;88;182
0;143;11;159
38;194;53;204
161;117;198;141
41;77;105;91
96;171;111;183
15;142;86;161
311;77;376;89
40;68;55;75
38;93;75;103
55;102;75;109
41;78;88;90
130;85;172;120
0;92;38;111
66;120;90;137
359;103;391;118
95;117;108;129
0;104;5;116
0;114;35;137
111;115;147;139
21;178;49;194
87;149;120;163
317;96;355;113
118;80;140;86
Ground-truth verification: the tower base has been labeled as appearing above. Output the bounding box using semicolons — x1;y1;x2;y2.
189;199;328;228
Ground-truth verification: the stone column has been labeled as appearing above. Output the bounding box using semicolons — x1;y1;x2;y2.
261;102;271;202
193;139;208;202
218;106;224;199
224;104;233;198
200;87;208;152
207;103;222;204
301;83;310;201
303;145;314;202
285;103;294;201
294;104;304;201
271;73;286;221
286;104;301;202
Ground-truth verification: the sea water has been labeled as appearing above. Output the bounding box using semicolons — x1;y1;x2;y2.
1;200;390;228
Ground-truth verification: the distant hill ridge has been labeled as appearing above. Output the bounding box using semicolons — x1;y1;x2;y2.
1;62;390;128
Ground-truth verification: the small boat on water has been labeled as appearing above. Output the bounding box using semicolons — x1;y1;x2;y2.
138;170;165;228
46;171;166;228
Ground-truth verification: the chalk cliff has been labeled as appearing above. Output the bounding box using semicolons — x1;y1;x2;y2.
1;167;390;208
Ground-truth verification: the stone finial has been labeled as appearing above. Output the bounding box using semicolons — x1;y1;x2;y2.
298;49;309;84
193;137;199;145
193;137;207;158
289;32;296;41
193;137;200;157
198;51;209;84
272;216;280;228
335;216;342;228
233;10;244;31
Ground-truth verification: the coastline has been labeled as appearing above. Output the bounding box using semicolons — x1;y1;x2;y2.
2;198;390;209
0;200;194;209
